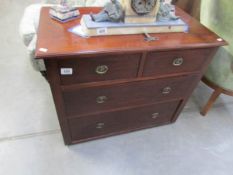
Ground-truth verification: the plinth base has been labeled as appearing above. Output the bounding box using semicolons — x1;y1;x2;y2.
71;15;188;37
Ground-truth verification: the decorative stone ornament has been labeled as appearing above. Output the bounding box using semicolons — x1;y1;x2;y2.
49;0;80;22
91;0;124;22
157;0;179;22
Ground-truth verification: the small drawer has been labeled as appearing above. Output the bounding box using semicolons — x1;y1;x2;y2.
68;100;180;142
58;54;141;85
143;49;212;77
63;75;197;117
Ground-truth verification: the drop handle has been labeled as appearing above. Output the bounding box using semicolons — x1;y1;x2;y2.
162;87;172;95
96;96;108;104
96;123;105;129
96;65;109;75
173;57;184;66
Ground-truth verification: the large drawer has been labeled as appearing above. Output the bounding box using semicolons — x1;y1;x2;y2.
63;75;197;117
143;49;212;77
58;54;141;85
68;100;180;142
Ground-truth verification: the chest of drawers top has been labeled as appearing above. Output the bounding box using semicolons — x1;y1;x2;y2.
35;7;225;59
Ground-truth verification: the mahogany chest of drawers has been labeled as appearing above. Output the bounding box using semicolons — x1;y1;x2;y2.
36;7;226;145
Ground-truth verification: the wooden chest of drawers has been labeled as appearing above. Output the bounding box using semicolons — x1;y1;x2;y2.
36;7;226;145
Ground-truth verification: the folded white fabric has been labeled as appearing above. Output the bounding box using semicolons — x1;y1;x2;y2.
19;0;112;72
19;4;50;71
28;35;46;71
19;4;42;47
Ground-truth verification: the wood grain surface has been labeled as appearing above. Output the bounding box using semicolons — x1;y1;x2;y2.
36;7;226;59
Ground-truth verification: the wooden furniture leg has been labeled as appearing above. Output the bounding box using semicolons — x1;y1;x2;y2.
200;88;222;116
201;77;233;116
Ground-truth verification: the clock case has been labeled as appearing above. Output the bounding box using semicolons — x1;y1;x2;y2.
122;0;160;23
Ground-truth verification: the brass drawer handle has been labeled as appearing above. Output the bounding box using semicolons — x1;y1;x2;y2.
173;57;184;66
96;65;109;75
162;87;172;94
96;122;105;129
96;96;108;104
152;113;159;119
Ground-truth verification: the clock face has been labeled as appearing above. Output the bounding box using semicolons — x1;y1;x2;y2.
131;0;157;15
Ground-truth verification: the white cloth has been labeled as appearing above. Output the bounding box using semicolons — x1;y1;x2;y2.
19;4;42;46
19;0;115;71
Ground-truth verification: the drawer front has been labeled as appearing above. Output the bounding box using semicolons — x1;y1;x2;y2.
69;101;180;142
58;54;141;85
143;49;212;77
63;75;197;117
